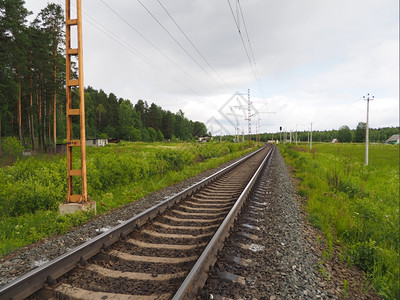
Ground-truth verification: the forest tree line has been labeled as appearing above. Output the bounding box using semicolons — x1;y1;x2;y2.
219;122;399;144
81;87;207;142
267;123;399;143
0;1;207;157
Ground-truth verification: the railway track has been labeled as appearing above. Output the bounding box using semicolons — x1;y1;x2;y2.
1;145;274;300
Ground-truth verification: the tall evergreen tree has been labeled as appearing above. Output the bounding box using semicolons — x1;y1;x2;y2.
0;0;30;143
35;3;64;151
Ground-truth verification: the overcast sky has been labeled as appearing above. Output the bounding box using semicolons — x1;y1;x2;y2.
24;0;399;135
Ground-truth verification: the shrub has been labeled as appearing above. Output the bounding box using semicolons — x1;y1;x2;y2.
2;136;23;158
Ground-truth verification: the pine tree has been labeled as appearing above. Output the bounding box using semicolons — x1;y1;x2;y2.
36;4;64;151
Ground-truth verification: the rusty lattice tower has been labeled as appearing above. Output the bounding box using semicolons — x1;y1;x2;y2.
65;0;87;203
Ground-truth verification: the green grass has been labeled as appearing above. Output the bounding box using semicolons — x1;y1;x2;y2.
0;141;260;257
280;143;399;299
0;210;93;255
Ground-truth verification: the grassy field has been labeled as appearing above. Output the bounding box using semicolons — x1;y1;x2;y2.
0;141;259;257
280;143;399;299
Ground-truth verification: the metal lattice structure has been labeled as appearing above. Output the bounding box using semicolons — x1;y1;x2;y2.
65;0;88;203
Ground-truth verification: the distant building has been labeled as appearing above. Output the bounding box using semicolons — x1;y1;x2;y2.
331;138;339;143
198;135;211;142
86;138;108;147
385;134;399;145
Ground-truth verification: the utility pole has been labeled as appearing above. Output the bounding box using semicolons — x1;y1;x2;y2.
363;93;374;165
279;126;282;144
59;0;96;214
296;124;298;145
247;89;251;143
310;122;313;151
64;0;88;204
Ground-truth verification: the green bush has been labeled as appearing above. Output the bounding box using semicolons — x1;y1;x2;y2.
349;239;377;271
2;136;23;158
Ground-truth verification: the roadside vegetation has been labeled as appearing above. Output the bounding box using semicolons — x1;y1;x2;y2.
280;142;399;299
0;141;259;257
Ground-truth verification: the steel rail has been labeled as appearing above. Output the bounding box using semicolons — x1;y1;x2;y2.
0;146;266;300
173;145;274;299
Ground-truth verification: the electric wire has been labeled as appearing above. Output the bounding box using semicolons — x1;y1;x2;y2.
100;0;209;92
227;0;264;97
136;0;220;86
156;0;233;91
237;0;264;96
227;1;254;71
56;0;202;96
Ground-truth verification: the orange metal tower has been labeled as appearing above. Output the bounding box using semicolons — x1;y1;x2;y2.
65;0;88;203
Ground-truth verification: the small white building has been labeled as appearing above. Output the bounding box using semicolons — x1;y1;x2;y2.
86;139;108;147
331;138;339;143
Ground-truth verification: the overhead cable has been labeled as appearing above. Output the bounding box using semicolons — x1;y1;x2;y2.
156;0;233;91
56;0;202;96
137;0;222;87
227;0;264;96
100;0;209;92
237;0;264;96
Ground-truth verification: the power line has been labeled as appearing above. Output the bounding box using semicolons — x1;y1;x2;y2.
227;1;254;70
100;0;209;92
56;0;202;96
342;99;363;112
227;0;263;96
156;0;233;91
237;0;264;96
137;0;221;85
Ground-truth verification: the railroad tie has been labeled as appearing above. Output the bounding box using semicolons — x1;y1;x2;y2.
53;283;171;300
141;229;213;239
127;239;207;250
109;250;197;264
87;264;186;281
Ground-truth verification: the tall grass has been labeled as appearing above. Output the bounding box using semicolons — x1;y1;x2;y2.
0;141;259;256
281;143;399;299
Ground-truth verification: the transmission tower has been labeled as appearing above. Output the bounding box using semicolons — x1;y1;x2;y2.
65;0;88;203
